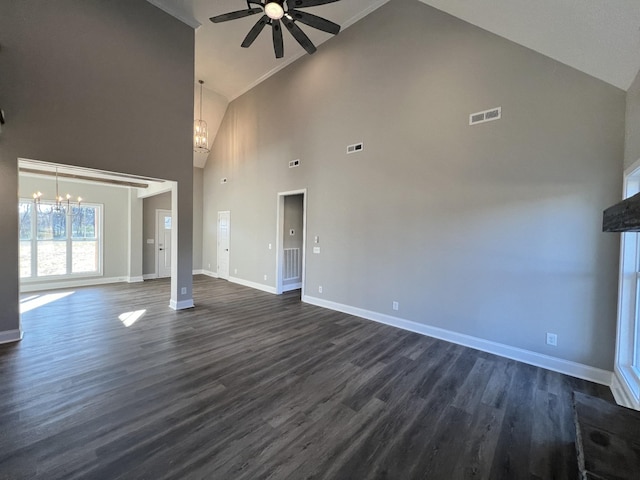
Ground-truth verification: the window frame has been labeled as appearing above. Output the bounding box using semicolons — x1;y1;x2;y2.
614;161;640;410
19;198;104;282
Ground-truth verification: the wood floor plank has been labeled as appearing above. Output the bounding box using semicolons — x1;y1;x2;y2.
0;276;616;479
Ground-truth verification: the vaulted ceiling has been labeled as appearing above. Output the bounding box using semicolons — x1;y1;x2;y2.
147;0;640;164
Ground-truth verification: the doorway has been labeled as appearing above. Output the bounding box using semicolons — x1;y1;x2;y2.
156;209;172;278
276;190;306;295
217;211;230;280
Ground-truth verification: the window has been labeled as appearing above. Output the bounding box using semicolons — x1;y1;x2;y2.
615;165;640;410
19;200;102;279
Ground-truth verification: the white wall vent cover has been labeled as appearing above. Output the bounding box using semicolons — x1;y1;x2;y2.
469;107;501;125
347;142;364;154
289;159;300;168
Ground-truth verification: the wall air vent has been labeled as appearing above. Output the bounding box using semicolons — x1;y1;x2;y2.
347;142;364;154
289;159;300;168
469;107;501;126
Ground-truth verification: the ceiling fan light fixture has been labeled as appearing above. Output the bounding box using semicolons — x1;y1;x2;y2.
265;1;285;20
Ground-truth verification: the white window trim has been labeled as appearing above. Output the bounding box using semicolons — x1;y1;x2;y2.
19;199;104;283
613;159;640;410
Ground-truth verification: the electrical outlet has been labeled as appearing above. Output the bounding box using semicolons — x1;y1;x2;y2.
181;287;187;295
208;263;211;269
264;274;267;281
392;301;399;311
546;333;558;346
318;286;323;294
234;268;237;275
269;243;272;250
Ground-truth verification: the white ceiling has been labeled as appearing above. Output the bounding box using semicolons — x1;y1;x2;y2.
151;0;390;100
418;0;640;92
150;0;640;101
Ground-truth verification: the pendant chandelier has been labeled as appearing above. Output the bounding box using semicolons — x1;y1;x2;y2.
32;168;82;214
194;80;210;154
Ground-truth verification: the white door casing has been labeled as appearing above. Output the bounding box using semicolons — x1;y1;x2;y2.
217;211;230;279
156;209;172;278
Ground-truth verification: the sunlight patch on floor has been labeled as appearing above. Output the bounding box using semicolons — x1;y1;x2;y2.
119;310;146;327
20;291;75;314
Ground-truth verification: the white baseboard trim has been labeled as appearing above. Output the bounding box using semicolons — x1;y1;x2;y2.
611;367;640;410
229;276;277;295
128;276;144;283
20;276;129;293
0;329;23;344
201;270;219;278
302;295;613;386
143;274;158;281
169;299;195;310
192;269;204;275
283;282;302;292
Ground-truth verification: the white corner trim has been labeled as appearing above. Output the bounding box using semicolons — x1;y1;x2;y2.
229;276;277;295
20;276;129;293
302;295;613;387
128;276;144;283
228;0;391;101
201;270;219;278
0;329;23;345
143;274;158;281
611;367;640;410
169;299;195;310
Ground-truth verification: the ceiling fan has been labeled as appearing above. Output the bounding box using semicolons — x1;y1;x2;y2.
210;0;342;59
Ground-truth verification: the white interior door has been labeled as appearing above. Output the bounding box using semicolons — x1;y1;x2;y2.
217;211;230;279
156;209;172;278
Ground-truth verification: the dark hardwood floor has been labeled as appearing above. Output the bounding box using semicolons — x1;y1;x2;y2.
0;275;613;479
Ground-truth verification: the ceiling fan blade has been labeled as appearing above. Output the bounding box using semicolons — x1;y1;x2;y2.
288;0;341;8
282;17;317;55
272;19;284;59
242;15;270;48
288;9;340;35
210;8;262;23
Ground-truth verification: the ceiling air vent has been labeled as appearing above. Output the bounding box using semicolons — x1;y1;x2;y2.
347;142;364;154
469;107;501;126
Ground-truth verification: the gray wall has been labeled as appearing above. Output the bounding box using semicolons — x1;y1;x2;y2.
18;176;132;283
203;0;625;370
143;192;172;276
625;71;640;170
283;195;304;250
0;0;194;336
